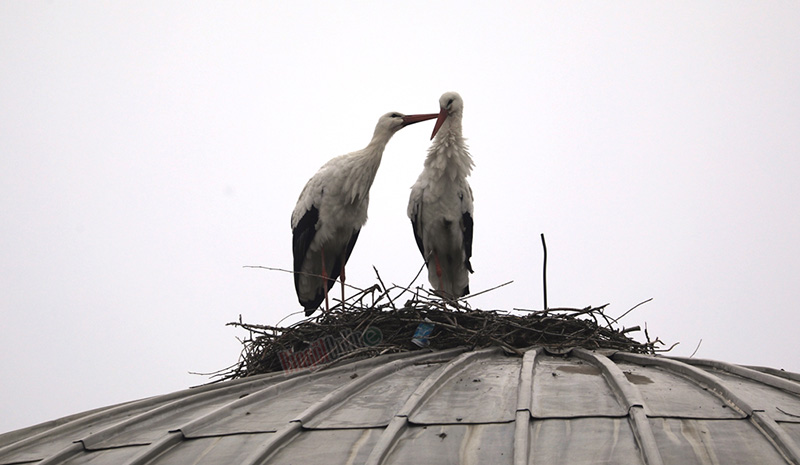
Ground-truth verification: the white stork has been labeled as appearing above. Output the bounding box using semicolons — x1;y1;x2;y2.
407;92;474;298
292;111;438;316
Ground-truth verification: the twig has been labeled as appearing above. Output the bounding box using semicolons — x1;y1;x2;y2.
658;341;680;352
243;265;365;293
541;233;548;310
456;280;514;301
391;261;428;304
689;339;702;358
372;266;397;310
610;298;653;325
275;310;306;327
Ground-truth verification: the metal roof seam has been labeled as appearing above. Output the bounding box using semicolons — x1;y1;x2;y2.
573;349;664;465
750;411;800;465
513;348;541;465
176;369;332;438
515;348;540;413
572;349;648;412
0;401;134;449
612;353;753;416
398;347;501;418
364;348;500;465
31;441;84;465
77;385;259;450
673;357;800;396
615;353;800;464
527;414;632;421
513;410;531;465
114;373;315;463
364;416;407;465
240;422;303;465
113;349;468;465
0;369;296;460
120;431;184;465
0;395;168;459
232;349;469;465
747;366;800;383
628;407;665;465
293;348;469;425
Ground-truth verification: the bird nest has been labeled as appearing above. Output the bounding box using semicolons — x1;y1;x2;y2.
211;279;669;382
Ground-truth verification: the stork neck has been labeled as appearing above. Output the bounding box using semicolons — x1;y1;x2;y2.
367;125;398;153
355;144;384;171
442;117;462;135
341;140;386;204
433;116;463;145
353;130;394;173
425;122;473;181
365;138;389;156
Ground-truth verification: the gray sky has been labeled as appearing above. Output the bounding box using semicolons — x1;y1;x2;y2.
2;2;799;434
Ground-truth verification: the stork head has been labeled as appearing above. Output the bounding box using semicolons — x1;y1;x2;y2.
373;112;438;138
431;91;463;140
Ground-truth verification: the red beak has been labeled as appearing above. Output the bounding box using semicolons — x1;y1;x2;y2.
401;113;439;127
430;107;448;140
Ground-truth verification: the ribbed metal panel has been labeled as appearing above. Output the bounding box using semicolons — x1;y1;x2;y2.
2;347;800;465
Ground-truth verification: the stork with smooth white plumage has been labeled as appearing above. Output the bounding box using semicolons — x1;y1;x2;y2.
292;111;438;316
408;92;474;299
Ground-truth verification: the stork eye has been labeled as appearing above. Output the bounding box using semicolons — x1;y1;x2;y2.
447;98;454;107
391;113;401;118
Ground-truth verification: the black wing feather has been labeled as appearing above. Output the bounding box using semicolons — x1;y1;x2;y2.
292;205;319;300
344;228;361;264
462;211;474;273
329;228;360;285
410;208;425;260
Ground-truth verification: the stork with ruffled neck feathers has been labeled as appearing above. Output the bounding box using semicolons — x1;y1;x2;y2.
408;92;475;299
292;111;438;316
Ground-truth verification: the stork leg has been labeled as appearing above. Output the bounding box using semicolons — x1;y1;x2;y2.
320;248;330;313
433;251;444;293
340;262;346;310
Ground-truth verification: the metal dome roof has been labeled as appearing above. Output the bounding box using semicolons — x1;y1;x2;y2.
2;347;800;465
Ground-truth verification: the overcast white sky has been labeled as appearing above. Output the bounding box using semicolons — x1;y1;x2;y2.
2;1;800;434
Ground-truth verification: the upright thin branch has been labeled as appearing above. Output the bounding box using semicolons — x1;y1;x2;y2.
372;266;396;310
541;233;548;311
